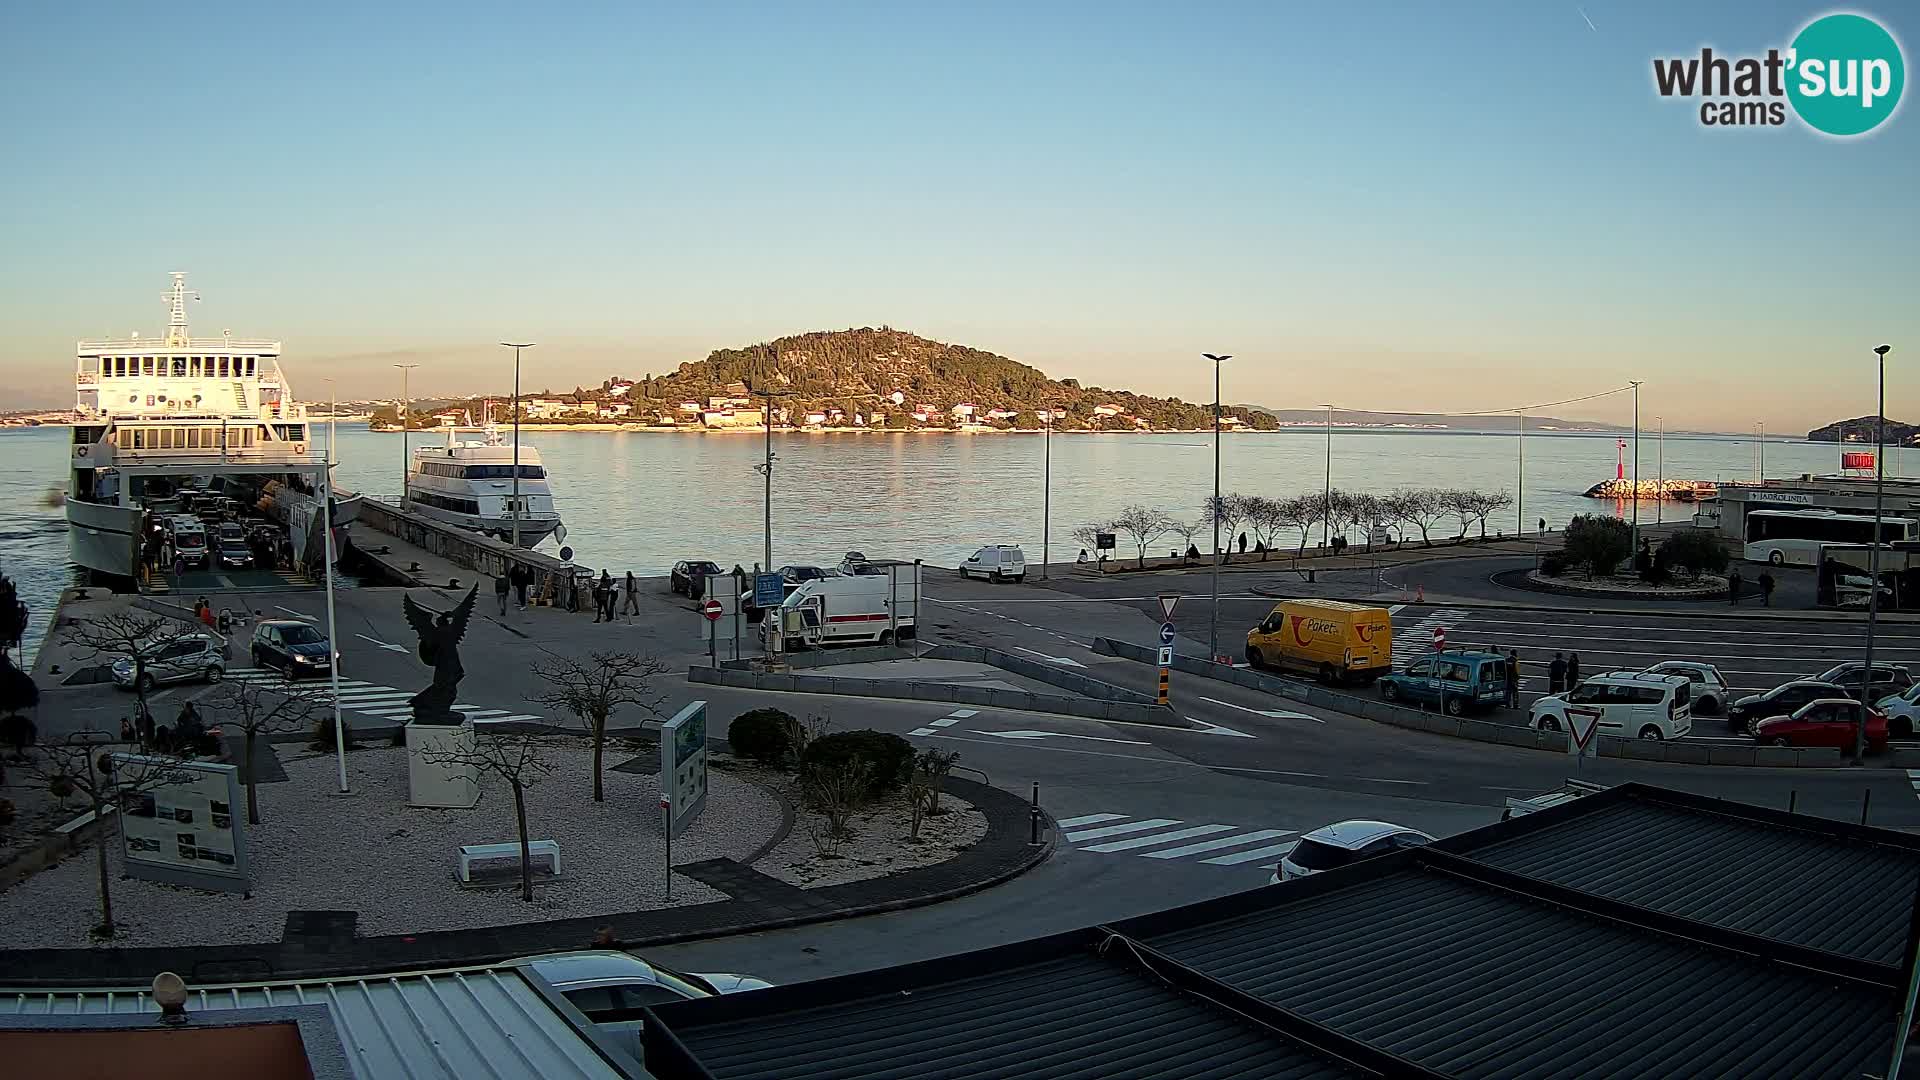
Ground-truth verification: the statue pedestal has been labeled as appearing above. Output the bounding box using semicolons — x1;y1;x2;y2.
407;721;480;808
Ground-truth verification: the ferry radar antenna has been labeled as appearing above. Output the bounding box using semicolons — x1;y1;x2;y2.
163;272;201;346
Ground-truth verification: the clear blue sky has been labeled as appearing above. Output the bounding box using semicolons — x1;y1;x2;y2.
1;1;1913;430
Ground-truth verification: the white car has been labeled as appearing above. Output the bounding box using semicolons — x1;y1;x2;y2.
1529;671;1692;741
1640;661;1730;716
958;544;1027;582
1880;684;1920;739
513;950;772;1021
1268;820;1434;883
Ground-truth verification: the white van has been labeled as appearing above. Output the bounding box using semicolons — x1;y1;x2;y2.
768;563;919;648
168;516;210;568
1529;671;1693;741
958;545;1026;583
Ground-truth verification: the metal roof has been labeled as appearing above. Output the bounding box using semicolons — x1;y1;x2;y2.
640;783;1917;1080
1445;783;1920;967
2;967;641;1080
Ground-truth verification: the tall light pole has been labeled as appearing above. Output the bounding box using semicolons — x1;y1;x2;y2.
1203;353;1231;663
1321;404;1335;550
322;378;338;468
393;363;418;506
1758;421;1767;482
1516;411;1526;536
1656;415;1664;524
1629;381;1643;561
1041;407;1055;580
1857;344;1894;764
498;343;535;547
753;389;777;571
316;448;347;792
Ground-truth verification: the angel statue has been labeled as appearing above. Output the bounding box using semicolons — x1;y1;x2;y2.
403;585;478;725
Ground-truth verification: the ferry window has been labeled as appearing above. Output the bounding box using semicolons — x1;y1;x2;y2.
246;357;256;376
171;357;186;377
217;356;228;378
146;356;156;375
129;429;144;450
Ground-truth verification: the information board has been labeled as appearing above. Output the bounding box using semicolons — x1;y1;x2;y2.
660;702;710;839
754;573;786;609
111;753;250;893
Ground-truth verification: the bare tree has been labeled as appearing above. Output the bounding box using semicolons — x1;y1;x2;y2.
1440;489;1477;539
1346;492;1387;549
1467;490;1515;538
1166;518;1203;562
206;678;315;825
1323;489;1362;549
1391;488;1449;547
418;730;561;901
1201;494;1248;563
62;610;213;749
31;738;185;938
528;650;670;802
1070;521;1117;571
1113;505;1174;567
1276;495;1321;558
1241;496;1285;560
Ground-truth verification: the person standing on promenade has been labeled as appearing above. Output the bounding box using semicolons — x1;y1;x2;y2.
1728;568;1742;606
1548;652;1567;695
1758;570;1776;607
622;571;640;620
494;570;511;616
1566;652;1581;690
1506;649;1521;708
511;564;531;610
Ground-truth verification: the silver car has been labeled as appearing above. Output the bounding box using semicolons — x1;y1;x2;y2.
513;950;772;1022
111;633;227;692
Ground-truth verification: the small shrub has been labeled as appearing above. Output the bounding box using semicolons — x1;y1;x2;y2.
1538;552;1569;577
728;708;797;766
802;729;914;795
802;758;872;856
1563;514;1632;577
1658;529;1729;581
309;715;357;752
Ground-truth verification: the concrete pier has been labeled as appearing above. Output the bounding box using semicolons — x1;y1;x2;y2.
354;498;586;609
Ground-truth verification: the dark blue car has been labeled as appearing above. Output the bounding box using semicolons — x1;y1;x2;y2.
1378;650;1511;716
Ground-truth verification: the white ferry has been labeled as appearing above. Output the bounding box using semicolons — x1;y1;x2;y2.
405;420;563;546
66;273;343;582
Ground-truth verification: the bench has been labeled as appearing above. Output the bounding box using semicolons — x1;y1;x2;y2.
457;840;560;883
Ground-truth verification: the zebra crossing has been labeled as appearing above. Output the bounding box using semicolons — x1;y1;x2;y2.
1391;607;1471;667
908;709;977;737
1057;812;1299;868
223;668;542;725
1907;770;1920;802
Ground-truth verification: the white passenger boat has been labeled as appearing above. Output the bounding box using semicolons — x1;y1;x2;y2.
405;421;563;546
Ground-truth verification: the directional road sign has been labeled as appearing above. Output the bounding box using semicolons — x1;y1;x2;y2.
1160;622;1177;646
753;573;785;609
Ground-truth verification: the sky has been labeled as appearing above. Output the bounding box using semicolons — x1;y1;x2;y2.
0;1;1914;432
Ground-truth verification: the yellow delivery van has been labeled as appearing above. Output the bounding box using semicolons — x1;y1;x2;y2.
1245;600;1393;685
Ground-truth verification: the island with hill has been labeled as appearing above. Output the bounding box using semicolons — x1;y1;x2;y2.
369;328;1279;432
1806;415;1919;445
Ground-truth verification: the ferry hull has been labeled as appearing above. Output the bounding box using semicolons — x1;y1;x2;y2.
67;499;142;580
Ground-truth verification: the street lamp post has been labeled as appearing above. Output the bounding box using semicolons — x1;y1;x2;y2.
1516;411;1526;536
1203;353;1231;663
1041;408;1054;580
1321;404;1335;550
1656;416;1664;524
1857;344;1894;763
393;363;418;507
1629;381;1643;561
1758;421;1767;482
498;343;536;547
754;389;777;571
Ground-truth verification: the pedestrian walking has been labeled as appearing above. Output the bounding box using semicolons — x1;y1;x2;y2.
1566;652;1581;689
622;571;640;618
511;564;530;609
1238;533;1248;556
1537;517;1546;536
597;570;616;621
1505;649;1521;708
591;572;609;623
1728;568;1743;606
1758;570;1776;607
1548;652;1568;695
494;570;511;616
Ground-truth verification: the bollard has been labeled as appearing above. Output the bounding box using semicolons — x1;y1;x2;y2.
1788;790;1797;815
1862;788;1873;825
1029;782;1042;846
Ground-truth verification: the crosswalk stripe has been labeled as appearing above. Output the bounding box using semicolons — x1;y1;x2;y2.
484;714;542;724
1065;818;1180;842
1057;813;1126;829
1140;828;1295;860
358;708;417;718
458;709;511;719
1201;840;1301;866
1083;824;1238;853
333;690;409;701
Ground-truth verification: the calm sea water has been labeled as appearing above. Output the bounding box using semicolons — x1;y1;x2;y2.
0;422;1884;662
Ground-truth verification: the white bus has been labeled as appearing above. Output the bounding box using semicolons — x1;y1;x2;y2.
1743;509;1917;566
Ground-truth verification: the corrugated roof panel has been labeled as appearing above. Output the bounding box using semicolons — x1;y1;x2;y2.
661;952;1361;1080
1460;799;1920;965
2;969;629;1080
1140;867;1893;1080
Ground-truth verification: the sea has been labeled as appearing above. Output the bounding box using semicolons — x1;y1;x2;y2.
0;423;1883;664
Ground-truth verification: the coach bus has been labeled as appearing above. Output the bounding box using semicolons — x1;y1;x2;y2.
1743;508;1917;566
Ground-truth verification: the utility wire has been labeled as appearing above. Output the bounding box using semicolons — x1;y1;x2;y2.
1319;383;1635;419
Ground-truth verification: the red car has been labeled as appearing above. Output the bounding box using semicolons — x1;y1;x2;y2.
1752;698;1887;753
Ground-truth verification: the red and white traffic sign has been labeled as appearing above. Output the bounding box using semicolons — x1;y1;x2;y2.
1567;707;1602;759
1432;626;1446;651
1158;593;1180;621
702;599;724;621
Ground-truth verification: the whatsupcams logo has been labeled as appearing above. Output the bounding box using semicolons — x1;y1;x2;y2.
1652;12;1905;135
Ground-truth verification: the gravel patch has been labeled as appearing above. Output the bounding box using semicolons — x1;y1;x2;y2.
758;781;987;889
0;743;783;949
1527;570;1725;597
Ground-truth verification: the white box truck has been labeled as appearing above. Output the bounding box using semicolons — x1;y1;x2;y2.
767;560;919;648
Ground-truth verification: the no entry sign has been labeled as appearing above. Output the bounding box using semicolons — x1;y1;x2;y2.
702;598;724;621
1432;626;1446;651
